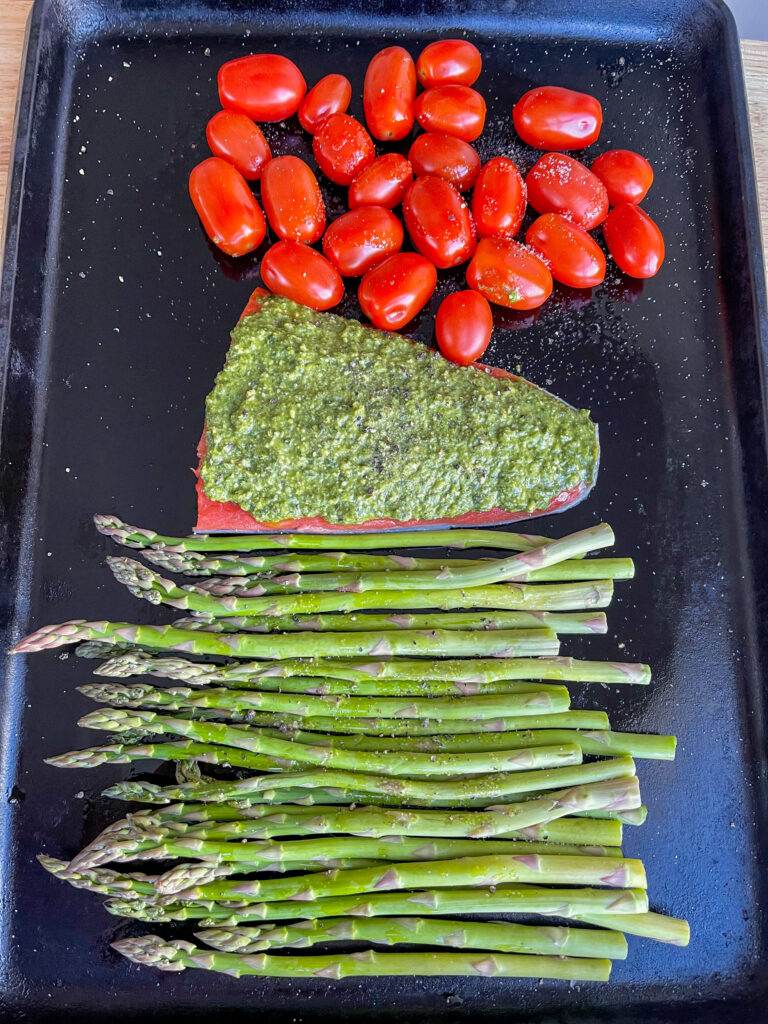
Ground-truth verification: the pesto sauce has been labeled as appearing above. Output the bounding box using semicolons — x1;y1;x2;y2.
202;295;599;523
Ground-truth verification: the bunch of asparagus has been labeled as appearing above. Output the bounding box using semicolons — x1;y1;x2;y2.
13;515;688;983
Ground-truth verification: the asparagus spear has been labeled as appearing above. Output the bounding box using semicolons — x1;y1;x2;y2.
146;548;485;574
90;650;650;686
105;880;649;925
195;915;628;959
94;667;569;697
103;762;638;810
121;802;625;847
192;557;634;595
76;706;583;777
196;908;686;950
172;610;608;636
64;706;614;739
272;727;676;761
80;836;633;886
94;515;564;554
13;619;563;659
169;853;646;905
111;934;613;981
77;681;570;721
105;560;614;615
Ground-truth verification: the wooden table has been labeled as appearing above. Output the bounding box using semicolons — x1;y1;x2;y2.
1;0;767;263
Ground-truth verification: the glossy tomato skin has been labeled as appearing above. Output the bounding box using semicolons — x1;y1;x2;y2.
322;207;404;277
218;54;306;122
526;153;608;230
513;86;602;150
358;253;438;330
525;213;606;288
299;74;352;134
435;290;493;365
260;156;326;244
364;46;417;141
414;85;486;142
408;134;480;192
471;156;527;239
591;149;654;206
403;176;476;269
313;113;376;186
603;204;665;279
260;240;343;310
466;237;553;310
417;39;482;87
348;153;414;209
205;110;272;181
189;157;266;257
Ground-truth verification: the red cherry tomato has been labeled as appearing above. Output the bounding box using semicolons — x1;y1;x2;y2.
363;46;417;141
260;240;343;311
218;54;306;122
466;237;553;310
417;39;482;87
435;290;493;365
358;252;437;330
525;213;606;288
603;204;665;279
313;113;376;186
512;86;602;150
348;154;414;210
260;156;326;244
471;156;527;239
205;110;271;181
414;85;486;142
298;74;352;134
322;207;404;277
408;133;480;192
189;157;266;257
526;153;608;230
591;149;654;207
403;176;476;270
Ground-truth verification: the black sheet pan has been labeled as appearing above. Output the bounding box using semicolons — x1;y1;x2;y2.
1;0;767;1020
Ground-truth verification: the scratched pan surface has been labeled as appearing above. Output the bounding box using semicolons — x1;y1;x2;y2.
1;0;767;1020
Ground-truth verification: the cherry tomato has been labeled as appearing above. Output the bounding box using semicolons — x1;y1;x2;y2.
408;133;480;192
260;156;325;244
313;113;376;186
471;156;527;239
322;207;404;276
525;213;606;288
189;157;266;257
218;54;306;122
417;39;482;87
298;74;352;134
466;237;553;310
512;86;602;150
403;176;476;269
358;252;437;331
591;149;654;207
260;240;343;310
363;46;417;141
526;153;608;230
603;204;665;279
348;153;414;210
435;290;493;365
205;110;271;181
414;85;486;142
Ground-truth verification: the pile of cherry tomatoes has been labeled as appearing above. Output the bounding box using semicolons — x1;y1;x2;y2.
190;41;665;366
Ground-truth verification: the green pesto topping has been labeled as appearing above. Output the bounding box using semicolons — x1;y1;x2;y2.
201;295;599;524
